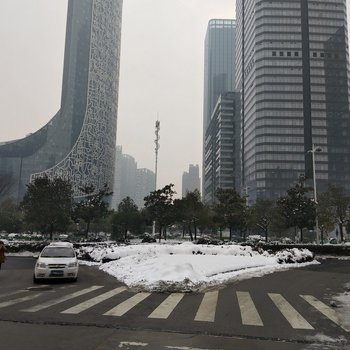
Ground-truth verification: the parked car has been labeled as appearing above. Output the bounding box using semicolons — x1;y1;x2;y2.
33;242;78;283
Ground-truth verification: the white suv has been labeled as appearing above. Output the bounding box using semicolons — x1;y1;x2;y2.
34;242;78;283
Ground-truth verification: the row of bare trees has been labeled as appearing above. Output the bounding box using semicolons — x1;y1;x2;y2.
1;173;350;243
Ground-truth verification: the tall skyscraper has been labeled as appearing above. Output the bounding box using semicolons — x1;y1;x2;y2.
236;0;350;202
0;0;123;202
202;19;237;199
182;164;201;197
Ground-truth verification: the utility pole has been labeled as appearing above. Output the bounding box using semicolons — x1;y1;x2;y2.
153;120;160;235
154;120;160;190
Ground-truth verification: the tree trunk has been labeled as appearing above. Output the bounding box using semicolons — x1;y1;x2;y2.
339;222;344;242
194;220;197;241
85;221;91;238
188;225;193;241
164;226;167;241
299;227;303;243
50;223;54;241
264;228;268;243
124;226;128;241
229;227;232;241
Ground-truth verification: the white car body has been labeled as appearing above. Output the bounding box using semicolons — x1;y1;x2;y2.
34;242;78;282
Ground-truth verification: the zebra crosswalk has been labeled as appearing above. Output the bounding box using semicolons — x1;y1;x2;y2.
0;285;348;333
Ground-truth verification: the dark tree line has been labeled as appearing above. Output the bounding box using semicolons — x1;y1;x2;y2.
1;174;350;244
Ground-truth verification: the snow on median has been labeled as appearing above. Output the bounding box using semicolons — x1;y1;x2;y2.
77;243;318;292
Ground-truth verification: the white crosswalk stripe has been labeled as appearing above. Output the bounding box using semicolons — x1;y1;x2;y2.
61;286;127;314
268;293;314;329
1;285;347;332
194;291;218;322
300;294;350;332
0;293;42;308
236;291;263;326
148;293;185;319
21;285;104;312
103;292;151;317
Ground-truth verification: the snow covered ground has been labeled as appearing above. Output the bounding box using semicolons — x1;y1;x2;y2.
77;242;317;292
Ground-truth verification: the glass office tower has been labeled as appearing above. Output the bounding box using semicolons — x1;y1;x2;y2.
202;19;236;199
236;0;350;202
0;0;123;202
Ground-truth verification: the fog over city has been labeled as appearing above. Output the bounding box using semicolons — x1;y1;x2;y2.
0;0;236;196
0;1;349;196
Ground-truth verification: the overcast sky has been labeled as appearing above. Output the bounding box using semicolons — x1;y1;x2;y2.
0;1;349;197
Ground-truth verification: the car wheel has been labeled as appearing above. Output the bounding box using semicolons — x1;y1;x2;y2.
33;275;39;284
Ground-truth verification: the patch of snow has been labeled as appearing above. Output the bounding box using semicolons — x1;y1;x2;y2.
333;282;350;332
77;243;319;292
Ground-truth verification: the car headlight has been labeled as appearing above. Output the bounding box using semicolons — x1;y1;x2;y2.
67;261;78;268
36;262;47;268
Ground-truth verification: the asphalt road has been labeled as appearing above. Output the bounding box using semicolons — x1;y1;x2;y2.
0;256;349;350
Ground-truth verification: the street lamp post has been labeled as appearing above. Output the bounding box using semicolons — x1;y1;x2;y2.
308;144;322;244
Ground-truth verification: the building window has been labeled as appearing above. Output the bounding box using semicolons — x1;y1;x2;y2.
280;51;284;57
295;52;299;57
272;51;276;56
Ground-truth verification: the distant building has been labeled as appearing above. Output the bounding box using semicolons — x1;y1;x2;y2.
202;19;238;202
202;19;237;198
182;164;200;197
0;0;123;202
111;146;155;209
135;168;155;208
203;19;236;134
110;146;123;210
204;92;240;203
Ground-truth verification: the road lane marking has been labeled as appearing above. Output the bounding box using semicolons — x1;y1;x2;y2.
301;295;350;332
236;291;263;326
194;291;218;322
268;293;314;329
0;293;42;308
165;347;224;350
103;292;151;316
61;286;127;314
0;290;30;299
21;285;103;312
118;342;148;347
148;293;184;319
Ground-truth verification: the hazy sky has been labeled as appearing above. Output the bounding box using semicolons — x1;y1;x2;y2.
0;1;349;197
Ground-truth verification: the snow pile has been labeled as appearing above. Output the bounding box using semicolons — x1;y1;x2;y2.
275;248;314;264
78;243;318;292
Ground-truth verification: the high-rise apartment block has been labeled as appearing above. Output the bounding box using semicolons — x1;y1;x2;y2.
202;19;238;201
182;164;201;197
236;0;350;202
0;0;123;202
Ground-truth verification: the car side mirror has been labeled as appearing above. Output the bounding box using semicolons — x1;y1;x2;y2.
32;254;39;259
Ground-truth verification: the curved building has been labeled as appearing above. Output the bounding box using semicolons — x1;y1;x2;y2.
0;0;123;202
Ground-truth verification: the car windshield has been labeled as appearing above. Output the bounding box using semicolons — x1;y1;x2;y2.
41;247;75;258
